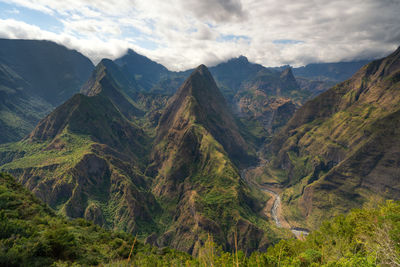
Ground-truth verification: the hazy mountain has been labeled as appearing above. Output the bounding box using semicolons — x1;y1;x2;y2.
0;39;94;105
0;39;94;143
114;49;169;92
292;60;371;82
81;59;144;119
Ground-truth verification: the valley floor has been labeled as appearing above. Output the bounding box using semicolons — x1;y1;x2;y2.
241;155;309;239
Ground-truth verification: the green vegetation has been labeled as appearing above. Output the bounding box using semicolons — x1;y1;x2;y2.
0;172;193;266
2;171;399;266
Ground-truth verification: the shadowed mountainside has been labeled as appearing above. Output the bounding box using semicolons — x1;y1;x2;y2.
0;39;94;143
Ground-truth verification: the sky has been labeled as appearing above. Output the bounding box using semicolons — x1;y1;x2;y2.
0;0;399;71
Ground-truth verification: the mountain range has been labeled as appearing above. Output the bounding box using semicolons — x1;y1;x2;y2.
1;38;399;262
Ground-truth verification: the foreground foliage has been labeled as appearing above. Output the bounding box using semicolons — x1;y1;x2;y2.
0;173;191;266
1;172;399;266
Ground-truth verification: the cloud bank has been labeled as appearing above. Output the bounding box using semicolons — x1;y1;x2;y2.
0;0;399;70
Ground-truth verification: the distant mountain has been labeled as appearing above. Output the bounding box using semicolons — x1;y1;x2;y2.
148;65;270;254
292;60;371;82
210;56;264;91
270;60;372;96
0;39;94;143
81;59;144;119
0;39;94;105
111;52;308;143
209;58;310;142
266;46;400;229
114;49;169;92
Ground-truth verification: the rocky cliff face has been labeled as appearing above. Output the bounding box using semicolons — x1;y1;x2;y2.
267;47;400;229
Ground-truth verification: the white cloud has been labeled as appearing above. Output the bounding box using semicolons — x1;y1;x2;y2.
0;0;399;70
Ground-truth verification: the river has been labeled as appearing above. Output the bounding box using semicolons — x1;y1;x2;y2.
241;164;309;239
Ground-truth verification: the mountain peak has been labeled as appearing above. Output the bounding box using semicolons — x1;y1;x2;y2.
195;63;208;72
80;60;143;118
238;55;249;62
156;66;253;166
280;67;295;80
126;48;137;55
177;63;223;106
226;55;249;65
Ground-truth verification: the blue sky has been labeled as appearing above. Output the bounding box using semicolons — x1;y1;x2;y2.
0;0;399;70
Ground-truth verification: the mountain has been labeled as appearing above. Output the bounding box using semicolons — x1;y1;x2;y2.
148;65;274;254
209;56;304;100
0;62;281;256
265;46;400;229
204;57;312;144
210;56;264;92
156;64;255;166
0;60;52;143
271;60;372;97
81;59;144;119
0;39;94;144
0;80;159;236
0;39;94;105
114;49;169;92
292;60;371;82
111;52;308;144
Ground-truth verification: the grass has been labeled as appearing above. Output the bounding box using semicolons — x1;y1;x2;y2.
0;131;93;177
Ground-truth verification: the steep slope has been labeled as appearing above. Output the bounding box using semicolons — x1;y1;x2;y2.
266;46;400;229
0;39;94;143
149;65;273;254
0;92;159;235
156;64;255;166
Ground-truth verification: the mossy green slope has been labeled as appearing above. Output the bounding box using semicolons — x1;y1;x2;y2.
149;65;277;255
267;46;400;229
